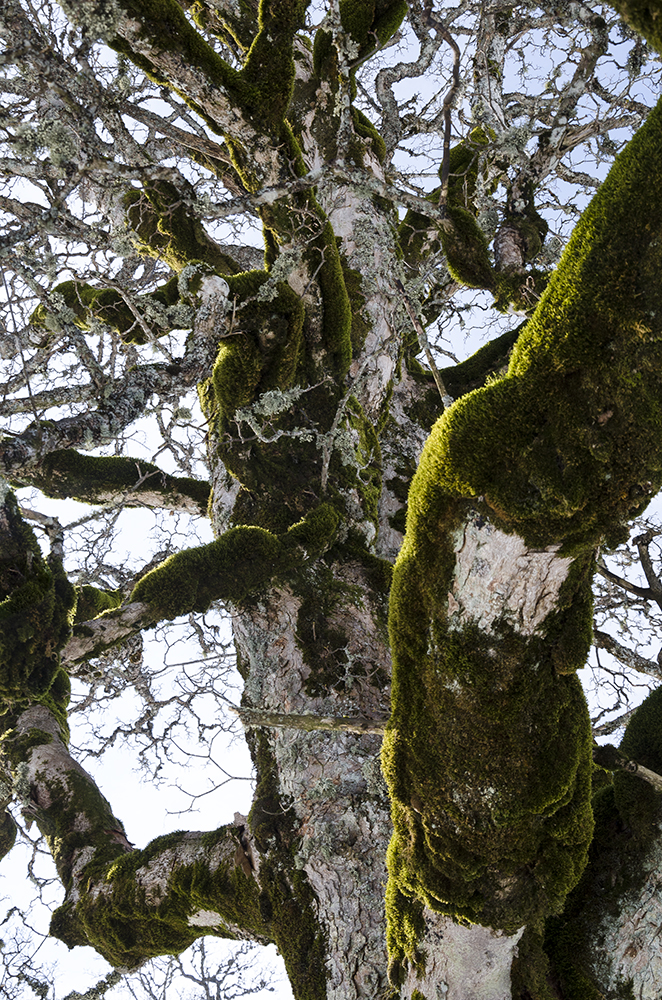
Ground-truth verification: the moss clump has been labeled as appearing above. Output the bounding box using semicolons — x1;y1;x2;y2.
439;323;523;400
338;0;407;58
309;222;353;377
74;586;124;624
398;128;496;290
191;0;259;52
384;531;594;945
30;274;183;345
0;809;17;861
201;270;305;428
28;449;210;514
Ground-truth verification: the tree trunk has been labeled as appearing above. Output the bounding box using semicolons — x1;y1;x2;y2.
6;1;662;998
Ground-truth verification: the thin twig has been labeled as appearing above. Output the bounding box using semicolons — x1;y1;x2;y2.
395;279;453;407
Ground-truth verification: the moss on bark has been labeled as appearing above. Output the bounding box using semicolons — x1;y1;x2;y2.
0;493;75;715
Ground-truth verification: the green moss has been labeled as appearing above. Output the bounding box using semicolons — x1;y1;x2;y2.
28;449;210;514
30;274;185;344
384;539;593;946
351;106;387;163
439;323;523;400
306;221;352;377
52;823;269;970
613;685;662;844
0;493;76;714
0;724;53;769
202;270;306;428
384;93;662;985
74;586;124;624
241;0;308;128
398;128;496;290
510;922;557;1000
338;0;407;57
130;504;340;621
190;0;259;52
247;731;328;998
410;97;662;551
544;919;605;1000
443;202;495;289
493;269;550;315
124;180;243;276
0;809;17;861
610;0;662;53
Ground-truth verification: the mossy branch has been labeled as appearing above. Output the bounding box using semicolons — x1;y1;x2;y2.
1;705;269;969
593;743;662;792
62;504;341;664
22;449;211;517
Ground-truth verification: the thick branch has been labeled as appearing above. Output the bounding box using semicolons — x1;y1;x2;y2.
19;449;210;516
595;560;659;602
0;705;269;970
62;503;341;665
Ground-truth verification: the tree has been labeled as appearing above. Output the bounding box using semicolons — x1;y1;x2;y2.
2;0;662;995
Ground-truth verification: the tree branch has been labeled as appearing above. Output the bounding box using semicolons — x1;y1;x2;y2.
593;629;662;680
595;561;658;601
232;706;390;734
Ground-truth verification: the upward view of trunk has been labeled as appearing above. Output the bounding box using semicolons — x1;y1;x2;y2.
4;0;662;998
